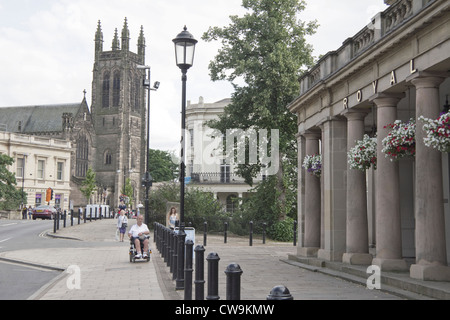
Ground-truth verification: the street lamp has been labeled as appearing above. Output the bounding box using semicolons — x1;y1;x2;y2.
173;26;197;290
137;65;159;225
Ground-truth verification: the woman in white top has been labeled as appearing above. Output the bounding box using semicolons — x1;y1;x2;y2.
117;210;128;242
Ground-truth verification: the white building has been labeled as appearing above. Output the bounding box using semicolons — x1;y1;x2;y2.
186;97;263;212
0;131;72;211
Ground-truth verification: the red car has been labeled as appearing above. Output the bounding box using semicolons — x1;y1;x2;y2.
32;205;57;220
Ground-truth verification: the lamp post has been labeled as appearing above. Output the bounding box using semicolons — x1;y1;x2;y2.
173;26;197;290
137;65;159;225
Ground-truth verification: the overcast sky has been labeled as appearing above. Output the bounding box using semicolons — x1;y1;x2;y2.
0;0;388;151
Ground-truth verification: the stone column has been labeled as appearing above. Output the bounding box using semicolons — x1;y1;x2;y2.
298;132;321;256
296;133;306;248
370;93;408;271
342;110;372;265
408;72;450;281
318;118;347;261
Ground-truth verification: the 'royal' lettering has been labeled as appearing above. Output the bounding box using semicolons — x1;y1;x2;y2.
390;71;397;85
410;59;418;74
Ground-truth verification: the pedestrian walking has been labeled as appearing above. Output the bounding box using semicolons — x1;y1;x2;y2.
117;210;128;242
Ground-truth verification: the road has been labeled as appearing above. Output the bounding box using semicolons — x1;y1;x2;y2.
0;219;103;300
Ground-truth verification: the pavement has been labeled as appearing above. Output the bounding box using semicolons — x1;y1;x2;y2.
1;218;450;300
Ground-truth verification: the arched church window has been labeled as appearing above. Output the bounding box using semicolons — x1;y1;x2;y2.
104;150;112;165
76;134;89;177
102;72;110;108
113;71;121;107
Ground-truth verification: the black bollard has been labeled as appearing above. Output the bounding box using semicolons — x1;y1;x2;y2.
225;263;243;300
89;207;92;222
57;209;60;230
224;222;228;244
293;220;298;246
78;208;81;225
53;212;57;233
172;231;178;281
249;221;253;246
194;245;205;300
203;221;207;246
171;230;176;276
71;209;74;227
262;222;267;244
266;285;294;300
99;207;102;220
63;210;66;228
206;252;220;300
169;230;174;273
162;227;167;262
153;222;156;243
184;240;194;300
176;230;186;290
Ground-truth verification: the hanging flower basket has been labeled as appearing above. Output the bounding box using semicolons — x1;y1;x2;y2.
302;154;322;178
381;118;416;161
348;134;377;171
419;112;450;153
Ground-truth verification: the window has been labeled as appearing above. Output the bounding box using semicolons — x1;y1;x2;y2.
16;157;24;178
220;161;230;183
76;135;89;177
134;78;141;112
102;72;110;108
226;195;238;213
105;150;112;165
57;162;64;181
37;160;45;179
189;129;194;147
113;71;121;107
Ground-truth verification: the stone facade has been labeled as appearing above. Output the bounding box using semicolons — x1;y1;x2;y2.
0;132;72;211
0;18;148;211
288;0;450;281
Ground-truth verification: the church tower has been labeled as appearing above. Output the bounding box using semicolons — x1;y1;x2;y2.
91;18;147;209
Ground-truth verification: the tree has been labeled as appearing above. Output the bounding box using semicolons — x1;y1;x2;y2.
80;167;96;204
148;149;178;182
202;0;317;220
0;154;26;210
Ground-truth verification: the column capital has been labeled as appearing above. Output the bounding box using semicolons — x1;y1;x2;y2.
342;108;370;121
302;131;321;140
406;71;449;89
369;92;405;108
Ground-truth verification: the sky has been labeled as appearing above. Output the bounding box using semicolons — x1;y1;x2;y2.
0;0;388;152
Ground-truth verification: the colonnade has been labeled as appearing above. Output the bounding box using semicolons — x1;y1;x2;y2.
297;72;450;281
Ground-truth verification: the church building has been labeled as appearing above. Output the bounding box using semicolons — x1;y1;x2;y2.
0;18;148;211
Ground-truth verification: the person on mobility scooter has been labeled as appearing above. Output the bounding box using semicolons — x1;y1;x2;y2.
128;215;151;262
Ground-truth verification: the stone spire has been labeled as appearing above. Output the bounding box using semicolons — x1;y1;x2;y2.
121;17;130;51
112;28;120;51
138;25;146;63
94;20;103;57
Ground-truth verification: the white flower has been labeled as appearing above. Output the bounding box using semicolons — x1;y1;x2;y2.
302;154;322;178
381;118;415;161
348;134;377;171
419;112;450;153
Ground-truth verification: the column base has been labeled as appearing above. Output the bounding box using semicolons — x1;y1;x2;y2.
342;252;373;265
410;263;450;281
297;247;319;257
318;248;343;261
372;257;409;272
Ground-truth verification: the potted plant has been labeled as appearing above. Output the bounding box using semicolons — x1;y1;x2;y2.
419;112;450;153
348;134;377;171
302;154;322;178
381;118;415;161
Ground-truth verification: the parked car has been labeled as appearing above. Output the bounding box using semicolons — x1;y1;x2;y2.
32;205;57;220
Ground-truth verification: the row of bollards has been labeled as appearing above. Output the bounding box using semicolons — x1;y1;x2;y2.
201;220;298;247
203;220;298;247
154;222;293;300
53;207;114;234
